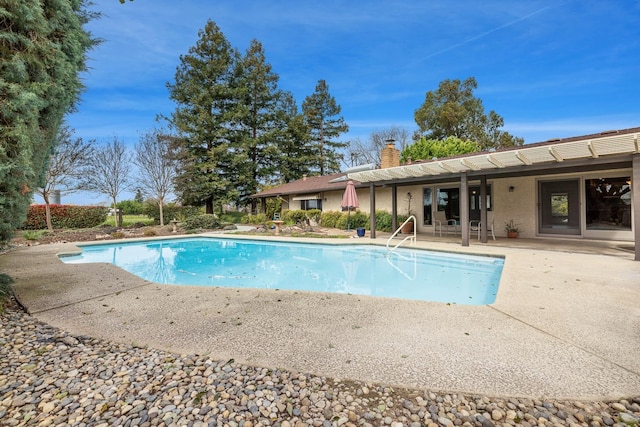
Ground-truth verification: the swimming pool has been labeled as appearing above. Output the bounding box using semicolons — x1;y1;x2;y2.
60;237;504;305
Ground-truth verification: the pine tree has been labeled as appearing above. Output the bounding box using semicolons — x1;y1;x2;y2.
274;92;313;183
233;40;283;210
301;80;349;175
166;20;239;214
0;0;99;241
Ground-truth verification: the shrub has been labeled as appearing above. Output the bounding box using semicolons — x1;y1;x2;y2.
143;202;202;224
21;205;108;230
22;230;44;240
319;211;342;228
183;214;220;230
282;209;321;225
346;211;369;229
242;213;267;224
117;199;144;215
0;274;14;312
375;210;393;232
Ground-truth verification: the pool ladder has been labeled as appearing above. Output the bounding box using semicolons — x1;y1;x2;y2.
386;215;416;252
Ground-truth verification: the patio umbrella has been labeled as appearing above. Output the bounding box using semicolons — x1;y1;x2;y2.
341;180;359;230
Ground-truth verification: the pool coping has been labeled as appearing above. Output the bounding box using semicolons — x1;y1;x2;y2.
2;234;639;400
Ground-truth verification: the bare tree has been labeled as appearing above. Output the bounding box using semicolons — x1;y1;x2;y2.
36;125;94;230
81;138;132;227
346;127;410;168
134;129;176;226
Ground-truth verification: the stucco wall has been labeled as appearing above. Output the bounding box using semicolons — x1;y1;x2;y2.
320;180;538;237
322;187;395;215
492;177;537;238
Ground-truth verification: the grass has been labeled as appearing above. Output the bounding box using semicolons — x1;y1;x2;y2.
102;214;155;227
22;230;47;240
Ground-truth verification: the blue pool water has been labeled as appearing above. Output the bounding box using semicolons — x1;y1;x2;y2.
60;237;504;305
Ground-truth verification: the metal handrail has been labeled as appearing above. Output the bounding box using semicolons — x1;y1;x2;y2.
386;215;417;251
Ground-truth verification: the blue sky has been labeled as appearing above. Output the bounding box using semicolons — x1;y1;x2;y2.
59;0;640;205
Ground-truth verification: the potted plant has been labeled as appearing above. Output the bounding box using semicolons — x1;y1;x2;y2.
504;219;521;238
401;192;414;233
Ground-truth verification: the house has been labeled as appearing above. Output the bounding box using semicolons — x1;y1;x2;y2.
251;127;639;260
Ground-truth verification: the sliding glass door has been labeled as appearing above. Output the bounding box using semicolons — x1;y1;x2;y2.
538;179;580;235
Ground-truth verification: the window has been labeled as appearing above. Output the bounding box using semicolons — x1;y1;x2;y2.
585;177;631;230
437;188;460;222
300;199;322;210
423;188;432;225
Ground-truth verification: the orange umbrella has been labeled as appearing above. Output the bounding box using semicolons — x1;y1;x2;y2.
341;180;359;229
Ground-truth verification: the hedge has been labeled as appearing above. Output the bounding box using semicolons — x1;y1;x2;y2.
143;203;202;224
241;209;397;232
21;205;108;230
182;214;220;230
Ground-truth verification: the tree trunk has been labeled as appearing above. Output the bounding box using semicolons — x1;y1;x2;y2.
205;198;214;214
43;193;53;231
158;198;165;226
113;198;120;227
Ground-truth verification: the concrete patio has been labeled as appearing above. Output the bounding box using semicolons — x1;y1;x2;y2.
2;233;639;400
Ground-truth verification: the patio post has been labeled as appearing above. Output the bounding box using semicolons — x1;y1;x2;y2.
633;154;640;261
461;173;469;247
480;176;488;243
369;182;376;238
391;184;398;232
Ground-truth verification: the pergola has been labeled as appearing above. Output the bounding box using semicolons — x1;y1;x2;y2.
348;129;640;261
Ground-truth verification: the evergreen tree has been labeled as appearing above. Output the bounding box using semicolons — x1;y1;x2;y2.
274;93;314;183
0;0;99;241
301;80;349;175
414;77;523;150
401;136;480;162
233;40;283;209
166;20;239;214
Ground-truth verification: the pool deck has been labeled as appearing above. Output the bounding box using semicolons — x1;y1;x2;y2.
2;232;639;400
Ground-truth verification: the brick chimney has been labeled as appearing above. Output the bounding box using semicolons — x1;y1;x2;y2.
380;142;400;169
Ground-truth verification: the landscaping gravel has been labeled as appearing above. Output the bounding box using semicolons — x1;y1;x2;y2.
1;302;639;427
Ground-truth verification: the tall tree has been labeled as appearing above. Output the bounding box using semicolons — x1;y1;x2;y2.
81;138;132;227
273;92;313;183
233;40;283;210
0;0;99;241
414;77;523;151
301;80;349;175
134;129;177;226
166;20;239;214
36;125;94;231
401;136;480;163
347;127;410;167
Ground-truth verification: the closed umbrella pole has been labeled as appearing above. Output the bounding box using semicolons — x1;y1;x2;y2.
341;181;359;230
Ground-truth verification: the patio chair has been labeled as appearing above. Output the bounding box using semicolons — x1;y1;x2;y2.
433;211;457;236
469;219;496;240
